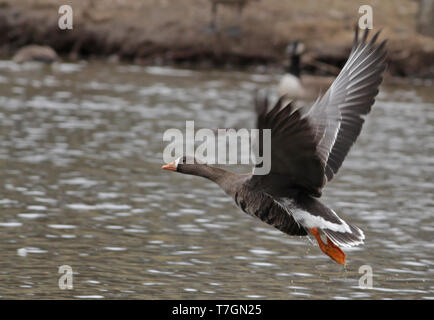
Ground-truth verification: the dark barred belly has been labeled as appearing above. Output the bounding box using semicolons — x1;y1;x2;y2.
234;191;307;236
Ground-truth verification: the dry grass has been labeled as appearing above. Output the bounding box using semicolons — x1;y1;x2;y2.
1;0;433;76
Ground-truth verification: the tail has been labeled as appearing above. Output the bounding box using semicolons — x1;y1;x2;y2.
291;194;365;265
294;194;365;248
322;221;365;248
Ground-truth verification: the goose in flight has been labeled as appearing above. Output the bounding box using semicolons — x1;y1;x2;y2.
162;28;387;265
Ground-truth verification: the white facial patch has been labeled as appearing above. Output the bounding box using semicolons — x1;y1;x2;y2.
174;157;182;169
295;42;305;55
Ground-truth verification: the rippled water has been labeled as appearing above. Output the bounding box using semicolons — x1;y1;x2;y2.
0;60;433;299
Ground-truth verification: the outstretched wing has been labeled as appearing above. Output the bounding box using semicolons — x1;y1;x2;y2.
251;96;329;197
317;28;387;181
250;28;387;197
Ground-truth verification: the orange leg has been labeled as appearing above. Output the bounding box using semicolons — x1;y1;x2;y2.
309;228;346;265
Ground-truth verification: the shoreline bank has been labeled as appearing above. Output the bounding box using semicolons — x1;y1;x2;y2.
1;1;433;79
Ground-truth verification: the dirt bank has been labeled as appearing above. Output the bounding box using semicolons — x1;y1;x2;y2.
0;0;433;78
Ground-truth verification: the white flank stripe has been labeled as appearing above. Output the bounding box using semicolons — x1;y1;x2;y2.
274;198;365;247
292;209;351;233
274;198;351;233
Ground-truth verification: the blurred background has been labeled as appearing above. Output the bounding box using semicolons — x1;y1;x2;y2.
0;0;433;299
0;0;433;77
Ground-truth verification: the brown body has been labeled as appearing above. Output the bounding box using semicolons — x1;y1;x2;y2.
163;28;387;265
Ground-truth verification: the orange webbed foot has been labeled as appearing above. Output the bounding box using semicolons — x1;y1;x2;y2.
309;228;346;265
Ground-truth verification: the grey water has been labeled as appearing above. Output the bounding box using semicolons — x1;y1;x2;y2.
0;60;433;299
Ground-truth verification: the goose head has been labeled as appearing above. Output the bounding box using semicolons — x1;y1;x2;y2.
162;156;231;185
161;156;203;173
283;41;305;79
285;41;305;58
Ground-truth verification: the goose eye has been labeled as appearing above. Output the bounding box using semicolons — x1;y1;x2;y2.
175;156;186;168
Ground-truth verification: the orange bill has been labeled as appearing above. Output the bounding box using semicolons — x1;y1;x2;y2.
161;161;176;171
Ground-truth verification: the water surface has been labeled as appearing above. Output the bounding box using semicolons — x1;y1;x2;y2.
0;61;433;299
